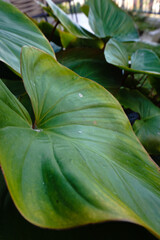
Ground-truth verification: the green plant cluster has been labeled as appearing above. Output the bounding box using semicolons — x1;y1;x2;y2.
0;0;160;239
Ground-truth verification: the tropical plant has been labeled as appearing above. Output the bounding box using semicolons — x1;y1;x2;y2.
0;0;160;239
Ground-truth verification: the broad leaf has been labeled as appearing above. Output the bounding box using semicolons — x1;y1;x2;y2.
44;0;138;42
105;39;160;76
0;0;55;74
56;48;122;94
0;171;157;240
117;88;160;154
88;0;138;41
45;0;94;39
131;50;160;74
0;47;160;237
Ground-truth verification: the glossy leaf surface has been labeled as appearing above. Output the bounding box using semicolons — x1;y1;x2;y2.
88;0;138;41
105;39;160;76
0;169;157;240
56;48;122;93
0;1;55;74
0;47;160;237
117;88;160;154
45;0;94;38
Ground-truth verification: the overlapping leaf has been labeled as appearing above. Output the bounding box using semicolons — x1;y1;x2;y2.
0;47;160;237
117;88;160;154
105;39;160;76
88;0;138;41
56;48;122;93
44;0;138;42
0;0;55;74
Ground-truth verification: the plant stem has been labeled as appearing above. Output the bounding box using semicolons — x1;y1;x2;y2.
49;20;60;41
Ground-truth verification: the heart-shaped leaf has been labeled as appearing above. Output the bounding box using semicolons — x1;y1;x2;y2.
88;0;138;41
117;88;160;154
0;1;55;74
0;47;160;237
56;48;122;94
105;39;160;76
44;0;94;39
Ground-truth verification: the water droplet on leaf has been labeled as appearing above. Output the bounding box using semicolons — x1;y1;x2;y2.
79;93;83;98
33;129;43;132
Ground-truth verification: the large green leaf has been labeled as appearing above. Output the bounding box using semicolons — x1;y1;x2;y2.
105;39;160;76
44;0;94;39
56;48;122;94
0;170;157;240
0;47;160;237
88;0;138;41
0;0;55;74
117;88;160;154
44;0;138;42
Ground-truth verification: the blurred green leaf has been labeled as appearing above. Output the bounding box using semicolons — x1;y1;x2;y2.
0;1;55;74
88;0;139;41
105;39;160;76
45;0;138;42
117;88;160;154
